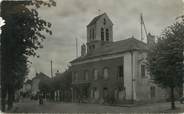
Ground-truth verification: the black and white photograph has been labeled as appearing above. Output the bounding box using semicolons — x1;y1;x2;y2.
0;0;184;113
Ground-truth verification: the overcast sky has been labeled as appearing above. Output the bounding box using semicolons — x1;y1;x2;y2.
28;0;184;79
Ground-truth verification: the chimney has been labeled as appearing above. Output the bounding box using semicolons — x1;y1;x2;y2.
147;33;155;47
81;44;86;56
36;72;39;77
55;70;60;77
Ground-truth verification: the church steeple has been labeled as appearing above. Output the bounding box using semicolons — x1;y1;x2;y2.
86;13;113;53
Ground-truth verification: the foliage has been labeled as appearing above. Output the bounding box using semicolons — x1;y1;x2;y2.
148;21;184;88
147;18;184;109
1;0;56;111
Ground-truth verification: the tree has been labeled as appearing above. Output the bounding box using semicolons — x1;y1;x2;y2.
147;19;184;109
1;0;56;111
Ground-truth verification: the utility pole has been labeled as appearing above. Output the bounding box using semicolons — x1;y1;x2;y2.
140;13;143;41
76;38;78;58
51;60;53;78
140;13;148;42
131;51;134;104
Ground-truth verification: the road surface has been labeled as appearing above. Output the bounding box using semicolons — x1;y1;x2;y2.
11;98;184;113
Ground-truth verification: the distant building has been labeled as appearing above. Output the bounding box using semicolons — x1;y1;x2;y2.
22;80;32;94
70;13;168;104
53;69;72;102
31;72;50;96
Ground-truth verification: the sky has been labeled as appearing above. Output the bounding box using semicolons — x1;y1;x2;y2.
27;0;184;79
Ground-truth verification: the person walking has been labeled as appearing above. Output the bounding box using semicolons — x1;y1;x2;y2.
38;92;43;105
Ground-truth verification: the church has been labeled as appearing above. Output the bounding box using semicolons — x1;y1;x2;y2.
70;13;167;104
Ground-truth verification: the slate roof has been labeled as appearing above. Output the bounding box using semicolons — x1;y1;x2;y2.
71;38;148;63
87;13;106;27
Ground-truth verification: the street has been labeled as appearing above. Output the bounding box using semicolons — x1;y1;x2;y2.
11;98;184;113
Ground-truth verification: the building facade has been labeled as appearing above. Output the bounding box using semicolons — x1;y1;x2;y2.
70;13;168;104
22;80;32;94
31;72;50;96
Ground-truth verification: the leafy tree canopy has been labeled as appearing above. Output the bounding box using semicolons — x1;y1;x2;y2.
1;0;56;111
148;20;184;88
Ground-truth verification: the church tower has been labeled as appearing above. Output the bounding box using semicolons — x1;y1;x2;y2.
86;13;113;53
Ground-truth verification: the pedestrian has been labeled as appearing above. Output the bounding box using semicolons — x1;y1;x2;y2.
39;93;44;105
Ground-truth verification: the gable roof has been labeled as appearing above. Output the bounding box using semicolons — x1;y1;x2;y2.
87;13;106;27
32;72;50;80
71;38;148;63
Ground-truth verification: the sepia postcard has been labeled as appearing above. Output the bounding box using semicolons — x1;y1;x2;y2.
0;0;184;113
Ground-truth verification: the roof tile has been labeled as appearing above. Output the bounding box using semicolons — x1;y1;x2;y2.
71;38;148;63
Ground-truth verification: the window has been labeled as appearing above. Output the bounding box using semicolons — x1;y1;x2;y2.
118;65;124;80
93;69;98;80
150;86;156;98
103;87;108;99
92;29;95;40
101;28;104;41
73;73;75;81
118;89;126;100
92;45;95;49
89;45;92;50
114;88;118;99
91;87;99;99
84;71;89;80
106;29;109;41
141;65;146;78
90;29;92;40
76;72;79;81
73;72;78;81
103;18;106;25
114;87;126;100
91;87;96;98
83;87;88;98
103;68;109;79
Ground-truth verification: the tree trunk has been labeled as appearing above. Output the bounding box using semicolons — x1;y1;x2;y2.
170;87;176;109
1;47;9;112
1;84;8;112
7;85;14;110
